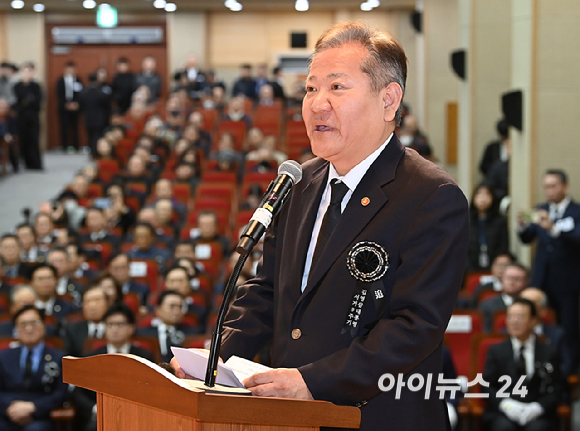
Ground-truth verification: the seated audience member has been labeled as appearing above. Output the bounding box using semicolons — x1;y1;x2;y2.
16;224;46;264
164;266;206;326
94;137;115;160
126;222;171;270
137;290;198;362
520;288;568;376
103;183;136;236
483;298;563;431
71;302;154;431
67;242;97;283
154;199;180;238
152;179;187;220
173;242;205;274
0;234;28;279
33;213;55;253
174;162;200;190
115;154;153;197
479;263;529;333
245;127;264;153
30;264;75;327
186;111;211;154
63;286;108;357
46;247;85;306
209;132;243;171
469;253;514;308
133;207;174;250
222;95;252;130
191;211;230;257
246;135;287;166
174;257;205;281
0;305;68;431
81;207;121;251
0;285;38;337
466;183;509;272
398;114;434;161
108;253;149;305
92;272;123;307
256;83;275;107
70;173;91;207
239;184;264;211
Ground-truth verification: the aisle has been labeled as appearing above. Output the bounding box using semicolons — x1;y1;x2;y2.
0;151;89;233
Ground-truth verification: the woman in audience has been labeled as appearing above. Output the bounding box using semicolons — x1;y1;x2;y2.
466;182;509;272
93;272;123;307
103;183;136;235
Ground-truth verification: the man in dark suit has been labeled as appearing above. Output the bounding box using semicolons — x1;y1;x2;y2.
0;305;68;431
479;263;529;332
46;247;86;307
518;169;580;376
111;57;135;114
71;302;154;431
13;62;43;170
30;264;75;328
479;118;510;177
138;290;198;363
79;72;111;155
0;285;37;337
483;298;564;430
126;222;171;271
16;224;46;265
0;234;29;280
172;22;469;431
63;285;108;357
56;61;83;152
108;253;150;306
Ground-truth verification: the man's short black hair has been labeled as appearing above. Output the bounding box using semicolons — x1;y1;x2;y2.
67;241;85;256
241;63;252;69
88;72;98;83
30;263;58;279
65;61;76;68
103;302;136;325
545;169;568;185
157;289;184;307
12;304;45;326
16;223;34;233
109;252;131;264
165;265;191;281
504;262;529;280
117;57;129;64
47;246;68;259
496;119;509;139
0;233;18;243
134;222;156;236
510;297;537;318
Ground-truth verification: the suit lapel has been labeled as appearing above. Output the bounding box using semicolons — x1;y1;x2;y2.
299;137;405;302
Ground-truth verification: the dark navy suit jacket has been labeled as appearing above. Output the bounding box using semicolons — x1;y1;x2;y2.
0;344;68;420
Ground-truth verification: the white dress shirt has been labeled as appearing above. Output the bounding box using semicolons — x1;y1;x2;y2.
87;321;106;339
300;134;392;292
107;343;131;354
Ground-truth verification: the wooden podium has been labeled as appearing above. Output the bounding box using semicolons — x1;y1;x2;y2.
63;354;361;431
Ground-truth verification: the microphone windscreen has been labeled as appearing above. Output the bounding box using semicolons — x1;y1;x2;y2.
278;160;303;184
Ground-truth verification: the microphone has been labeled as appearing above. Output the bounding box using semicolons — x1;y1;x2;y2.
236;160;302;255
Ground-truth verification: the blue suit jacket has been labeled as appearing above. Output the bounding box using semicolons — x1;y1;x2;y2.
519;201;580;292
0;344;68;420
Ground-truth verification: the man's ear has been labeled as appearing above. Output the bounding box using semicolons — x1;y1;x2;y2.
383;82;403;123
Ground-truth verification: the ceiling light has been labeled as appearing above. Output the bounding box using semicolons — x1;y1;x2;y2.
229;2;242;11
295;0;308;12
360;2;373;11
83;0;96;9
165;2;176;12
367;0;380;7
153;0;166;8
224;0;237;7
33;3;44;12
11;0;25;9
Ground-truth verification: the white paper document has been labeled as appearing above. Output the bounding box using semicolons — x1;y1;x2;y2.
170;347;271;388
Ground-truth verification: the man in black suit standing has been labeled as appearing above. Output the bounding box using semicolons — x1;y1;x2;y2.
111;57;135;114
0;305;68;431
518;169;580;375
13;62;42;170
56;61;83;153
63;285;108;357
479;118;510;177
79;72;111;156
483;298;564;430
172;22;469;431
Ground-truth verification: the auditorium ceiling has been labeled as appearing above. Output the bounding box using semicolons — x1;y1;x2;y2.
0;0;416;13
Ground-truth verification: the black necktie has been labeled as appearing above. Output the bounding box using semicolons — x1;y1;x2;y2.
311;179;350;272
23;350;33;390
516;345;527;378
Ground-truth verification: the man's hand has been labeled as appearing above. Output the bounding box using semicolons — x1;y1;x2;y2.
243;368;313;400
536;209;552;231
169;349;222;380
7;401;35;425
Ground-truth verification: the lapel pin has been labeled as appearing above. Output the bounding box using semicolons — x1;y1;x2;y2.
361;197;370;206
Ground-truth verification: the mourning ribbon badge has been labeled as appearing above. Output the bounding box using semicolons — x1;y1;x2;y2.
343;241;389;337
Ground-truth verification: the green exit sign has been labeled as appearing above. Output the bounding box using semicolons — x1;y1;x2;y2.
96;4;118;28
